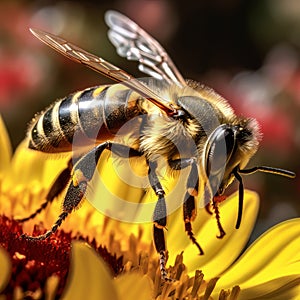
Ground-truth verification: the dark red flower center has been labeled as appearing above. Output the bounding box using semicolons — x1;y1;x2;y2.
0;215;123;299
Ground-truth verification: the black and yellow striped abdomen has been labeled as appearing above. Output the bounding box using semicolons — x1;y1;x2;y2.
28;84;142;153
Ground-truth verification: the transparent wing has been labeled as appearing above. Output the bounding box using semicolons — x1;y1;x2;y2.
29;28;176;114
105;10;186;87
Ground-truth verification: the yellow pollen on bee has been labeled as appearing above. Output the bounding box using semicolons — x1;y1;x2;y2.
187;188;198;196
72;169;88;187
191;209;197;221
184;209;197;222
92;86;107;97
154;222;166;229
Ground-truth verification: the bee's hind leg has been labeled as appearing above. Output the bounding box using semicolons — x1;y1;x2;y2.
21;141;142;241
16;159;73;223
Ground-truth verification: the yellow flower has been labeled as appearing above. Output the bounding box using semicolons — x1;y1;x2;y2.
0;115;299;299
58;216;300;300
59;215;300;300
213;218;300;299
61;241;153;300
0;115;125;298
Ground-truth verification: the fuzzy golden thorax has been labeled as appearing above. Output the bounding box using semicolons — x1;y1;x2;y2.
139;81;234;162
140;112;200;161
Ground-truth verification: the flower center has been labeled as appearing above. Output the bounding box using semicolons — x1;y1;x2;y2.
0;215;123;298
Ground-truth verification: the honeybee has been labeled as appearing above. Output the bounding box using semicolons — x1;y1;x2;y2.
20;10;295;280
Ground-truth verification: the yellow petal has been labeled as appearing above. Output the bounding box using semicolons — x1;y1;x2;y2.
0;115;12;172
11;140;69;188
239;275;300;300
88;152;147;223
0;246;11;292
115;273;153;300
61;241;119;300
214;218;300;299
167;190;259;278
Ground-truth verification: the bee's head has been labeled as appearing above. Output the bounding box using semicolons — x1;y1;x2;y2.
175;92;295;229
202;120;295;229
203;120;260;197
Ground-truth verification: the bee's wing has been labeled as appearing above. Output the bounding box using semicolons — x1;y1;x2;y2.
30;28;177;115
105;10;186;87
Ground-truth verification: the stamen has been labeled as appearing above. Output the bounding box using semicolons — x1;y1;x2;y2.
159;281;174;300
174;252;185;280
190;270;204;298
229;286;241;300
202;277;220;300
174;277;189;299
219;289;230;300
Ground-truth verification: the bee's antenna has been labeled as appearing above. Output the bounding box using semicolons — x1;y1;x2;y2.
239;166;296;178
233;168;244;230
233;166;295;230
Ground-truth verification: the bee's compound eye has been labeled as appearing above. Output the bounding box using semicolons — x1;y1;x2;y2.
205;125;236;177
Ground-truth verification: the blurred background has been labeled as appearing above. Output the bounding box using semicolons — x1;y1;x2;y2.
0;0;299;241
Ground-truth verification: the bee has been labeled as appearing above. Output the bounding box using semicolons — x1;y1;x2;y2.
20;10;295;280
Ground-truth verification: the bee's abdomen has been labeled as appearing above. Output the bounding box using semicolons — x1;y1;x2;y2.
28;85;141;153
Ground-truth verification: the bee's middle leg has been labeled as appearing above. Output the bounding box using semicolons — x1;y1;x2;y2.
169;158;204;255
